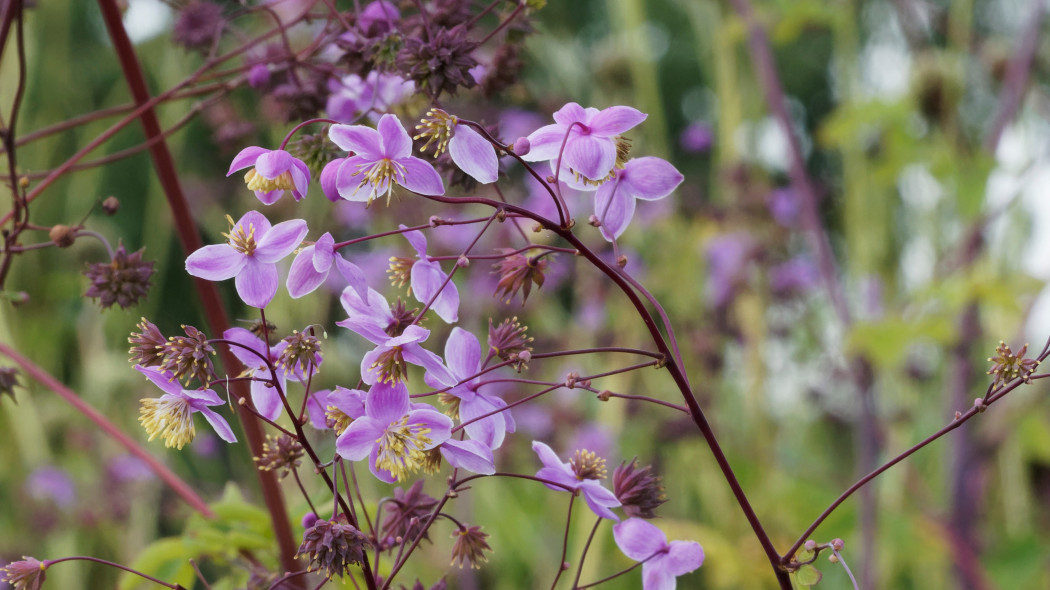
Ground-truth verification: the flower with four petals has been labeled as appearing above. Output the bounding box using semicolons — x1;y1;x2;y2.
228;147;311;205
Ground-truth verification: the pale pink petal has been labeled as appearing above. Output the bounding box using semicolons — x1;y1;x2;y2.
621;157;683;201
449;125;498;184
580;481;621;520
312;233;335;272
254;219;308;263
221;327;268;369
588;106;647;137
444;327;480;381
289;159;311;200
235;257;279;308
336;417;385;460
552;102;587;127
181;387;224;406
254;150;293;178
401;343;456;386
186;244;245;281
410;260;458;323
532;440;564;470
440;438;495;474
405;408;453;449
642;563;676;590
523;124;571;162
364;379;411;423
377;113;412;158
250;378;283;421
228;146;268;175
368;447;398;483
397;157;445;196
320;159;343;202
135;365;183;396
664;540;704;576
329;124;382;158
335;256;368;302
564;134;615;181
254;189;284;205
197;407;238;443
614;518;667;561
400;225;428;259
286;246;326;298
460;395;506;449
594;180;636;241
336;155;384;202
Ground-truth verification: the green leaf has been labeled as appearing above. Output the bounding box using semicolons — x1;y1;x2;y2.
118;538;195;590
794;564;823;586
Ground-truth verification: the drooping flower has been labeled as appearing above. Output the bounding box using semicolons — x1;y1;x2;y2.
613;518;704;590
1;557;47;590
286;232;368;299
228;147;311;205
330;114;445;204
185;211;307;309
398;226;459;324
450;525;493;569
335;380;453;483
493;249;549;305
426;327;514;450
523;103;647;185
297;513;371;578
613;458;666;519
381;480;437;545
415;109;498;184
253;434;304;478
532;441;621;520
593;157;683;241
135;365;237;450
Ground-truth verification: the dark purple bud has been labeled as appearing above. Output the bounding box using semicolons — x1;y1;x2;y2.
512;136;530;155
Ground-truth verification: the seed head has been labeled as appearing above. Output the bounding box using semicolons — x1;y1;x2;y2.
488;317;533;362
613;458;667;519
296;514;371;579
254;434;304;479
83;243;155;309
987;341;1039;389
450;525;493;569
493;250;549;305
128;318;167;367
278;330;322;376
160;325;216;386
396;24;478;99
570;449;607;481
382;480;438;546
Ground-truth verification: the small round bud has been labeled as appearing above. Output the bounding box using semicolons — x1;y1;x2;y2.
617;255;628;268
102;196;120;215
831;538;844;550
828;554;839;563
238;397;247;405
532;223;543;233
954;411;962;420
517;350;532;363
10;291;29;306
973;397;987;412
18;176;29;188
546;175;556;183
429;215;444;227
578;378;591;388
512;137;530;155
803;540;817;551
457;255;470;268
302;512;319;529
49;224;77;248
597;390;611;401
588;214;601;227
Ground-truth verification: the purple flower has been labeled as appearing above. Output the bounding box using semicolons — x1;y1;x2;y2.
439;438;495;474
523;103;646;184
593;157;683;241
330;114;445;204
327;71;414;123
286;232;368;299
228;147;310;205
356;0;399;35
222;327;296;421
335;380;453;483
247;63;271;89
185;211;307;309
427;327;514;449
401;226;459;323
136;365;237;449
337;287;453;385
769;257;819;296
532;441;620;520
704;232;754;307
416;109;498;184
767;187;800;227
613;518;704;590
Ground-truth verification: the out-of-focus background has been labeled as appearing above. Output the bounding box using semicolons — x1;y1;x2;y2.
1;0;1049;588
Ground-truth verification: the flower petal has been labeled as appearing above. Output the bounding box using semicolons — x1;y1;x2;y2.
564;134;615;181
440;438;495;474
523;124;571;162
197;407;238;443
588;106;647;137
532;440;565;470
286;246;327;298
186;244;245;281
406;408;453;449
594;179;636;241
329;124;382;159
228;146;268;175
235;257;279;308
460;395;507;449
312;233;335;272
255;150;293;179
306;389;331;429
377;113;412;158
664;540;704;576
135;365;184;396
336;155;383;202
328;386;367;420
335;256;369;302
581;480;621;520
445;327;481;381
368;446;398;483
320;158;344;202
449;125;498;184
401;225;428;259
251;378;284;421
221;327;268;369
236;210;273;236
641;562;677;590
402;342;456;386
254;219;308;263
290;159;311;201
621;157;683;201
614;518;668;561
181;387;225;406
410;260;459;323
397;156;445;196
552;102;587;127
336;417;385;460
365;380;411;423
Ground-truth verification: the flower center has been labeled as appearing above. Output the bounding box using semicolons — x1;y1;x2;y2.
139;395;195;450
353;158;408;205
570;449;607;481
370;346;407;383
244;168;295;193
374;414;434;481
414;109;458;155
222;214;258;256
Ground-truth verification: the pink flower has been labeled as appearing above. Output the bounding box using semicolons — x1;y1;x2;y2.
185;211;307;308
593;157;683;241
532;441;620;520
330;114;445;204
523;103;646;184
613;518;704;590
228;147;311;205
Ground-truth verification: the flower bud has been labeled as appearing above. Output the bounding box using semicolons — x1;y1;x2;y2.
101;196;120;215
512;137;530;155
49;224;76;248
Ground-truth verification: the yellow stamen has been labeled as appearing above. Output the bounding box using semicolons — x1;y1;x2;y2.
244;168;296;193
139;396;195;449
373;415;434;481
221;214;258;256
